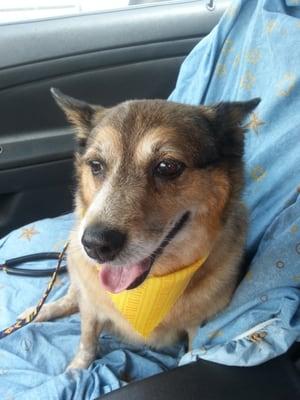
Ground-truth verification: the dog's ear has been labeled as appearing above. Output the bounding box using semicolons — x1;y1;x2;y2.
213;98;260;128
51;88;104;149
207;98;261;158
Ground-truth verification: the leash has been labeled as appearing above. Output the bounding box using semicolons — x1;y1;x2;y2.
0;243;68;339
0;252;67;277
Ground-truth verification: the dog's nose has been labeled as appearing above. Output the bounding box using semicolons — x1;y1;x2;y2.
81;225;126;262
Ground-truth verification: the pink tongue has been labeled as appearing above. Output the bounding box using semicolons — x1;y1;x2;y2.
99;261;150;293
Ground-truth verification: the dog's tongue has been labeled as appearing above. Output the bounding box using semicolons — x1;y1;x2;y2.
99;260;151;293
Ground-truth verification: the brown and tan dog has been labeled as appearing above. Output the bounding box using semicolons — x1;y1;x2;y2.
23;90;259;369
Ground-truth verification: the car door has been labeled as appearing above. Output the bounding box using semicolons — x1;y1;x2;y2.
0;0;229;238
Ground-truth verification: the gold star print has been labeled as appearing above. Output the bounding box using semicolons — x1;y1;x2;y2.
226;5;239;18
19;226;40;241
221;39;234;56
240;71;256;90
247;331;267;343
292;274;300;283
277;73;296;97
216;64;227;78
250;165;267;182
208;330;223;340
265;20;277;34
290;224;299;234
246;49;261;65
247;113;265;135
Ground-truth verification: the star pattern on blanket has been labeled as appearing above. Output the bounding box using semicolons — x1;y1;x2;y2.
247;113;265;135
265;20;278;34
19;226;40;241
208;330;223;340
292;275;300;283
221;39;234;56
290;224;299;234
247;330;267;343
240;71;256;90
216;64;227;77
226;4;239;18
250;165;267;182
246;49;261;65
277;73;296;97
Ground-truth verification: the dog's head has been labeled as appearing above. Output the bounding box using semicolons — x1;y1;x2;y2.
52;88;259;293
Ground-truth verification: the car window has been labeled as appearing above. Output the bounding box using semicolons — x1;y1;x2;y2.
0;0;186;24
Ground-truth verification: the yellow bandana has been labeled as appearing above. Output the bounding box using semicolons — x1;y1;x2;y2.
106;256;207;338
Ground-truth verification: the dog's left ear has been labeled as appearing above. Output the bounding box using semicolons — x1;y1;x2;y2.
213;98;260;127
51;88;104;148
208;97;261;157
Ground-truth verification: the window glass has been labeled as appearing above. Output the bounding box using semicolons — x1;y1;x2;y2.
0;0;179;24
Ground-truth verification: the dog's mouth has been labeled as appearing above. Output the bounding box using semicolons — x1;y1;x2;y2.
99;211;190;293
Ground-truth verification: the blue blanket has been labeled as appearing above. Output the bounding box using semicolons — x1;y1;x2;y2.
1;0;300;398
0;214;183;399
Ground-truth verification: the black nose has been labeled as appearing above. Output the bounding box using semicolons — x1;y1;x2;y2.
81;225;126;262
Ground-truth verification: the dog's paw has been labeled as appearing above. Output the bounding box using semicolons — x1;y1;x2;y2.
67;351;95;370
67;357;90;370
17;306;47;322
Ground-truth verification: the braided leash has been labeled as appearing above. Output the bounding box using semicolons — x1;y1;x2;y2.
0;242;68;339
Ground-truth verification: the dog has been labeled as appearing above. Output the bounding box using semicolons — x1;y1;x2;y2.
22;89;259;369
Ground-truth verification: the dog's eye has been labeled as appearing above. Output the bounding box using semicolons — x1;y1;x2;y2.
88;160;105;176
153;159;185;179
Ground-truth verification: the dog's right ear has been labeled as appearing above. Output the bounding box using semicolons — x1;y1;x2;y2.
51;88;103;149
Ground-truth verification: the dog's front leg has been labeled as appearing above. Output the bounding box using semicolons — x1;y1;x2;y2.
18;284;78;322
187;326;198;352
67;304;104;370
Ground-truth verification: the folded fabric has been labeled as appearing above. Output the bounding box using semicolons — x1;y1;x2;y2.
1;0;300;398
170;0;300;254
169;0;300;366
0;214;183;400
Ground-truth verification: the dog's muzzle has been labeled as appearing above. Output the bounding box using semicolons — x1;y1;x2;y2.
81;225;127;263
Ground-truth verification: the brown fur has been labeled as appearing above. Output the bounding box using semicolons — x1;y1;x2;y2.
22;89;259;369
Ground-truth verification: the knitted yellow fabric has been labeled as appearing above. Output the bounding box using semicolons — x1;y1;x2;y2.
107;256;207;338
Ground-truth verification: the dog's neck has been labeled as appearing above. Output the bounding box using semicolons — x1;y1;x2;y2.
106;253;209;338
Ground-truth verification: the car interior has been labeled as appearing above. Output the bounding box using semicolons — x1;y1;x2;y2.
0;0;300;398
